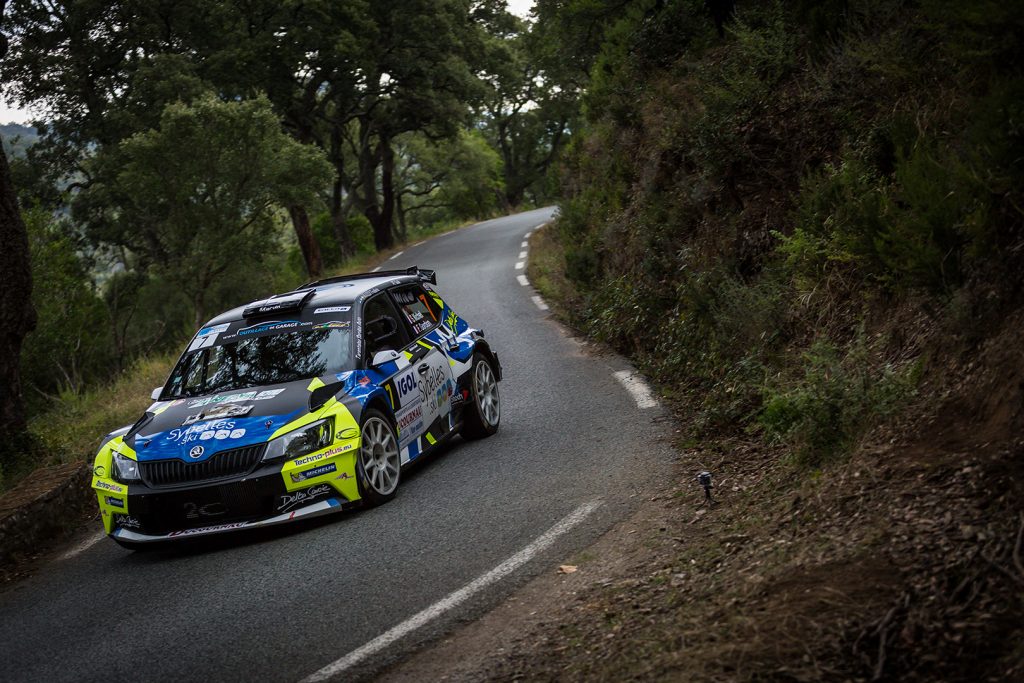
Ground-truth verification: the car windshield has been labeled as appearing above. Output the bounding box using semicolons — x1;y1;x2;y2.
164;326;352;398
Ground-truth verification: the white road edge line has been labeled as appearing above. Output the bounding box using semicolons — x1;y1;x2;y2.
299;500;603;683
514;261;525;270
516;274;529;287
523;231;532;238
371;266;382;272
613;370;658;409
531;295;549;311
518;250;528;259
59;530;105;561
412;240;424;247
520;241;528;248
388;250;404;260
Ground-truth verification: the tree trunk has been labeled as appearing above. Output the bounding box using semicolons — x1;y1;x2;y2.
357;117;385;250
288;204;323;278
328;126;356;260
396;191;408;243
359;126;395;252
330;170;357;261
0;134;37;439
376;133;395;250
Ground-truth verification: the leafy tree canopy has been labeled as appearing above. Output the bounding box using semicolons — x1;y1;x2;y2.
75;94;332;326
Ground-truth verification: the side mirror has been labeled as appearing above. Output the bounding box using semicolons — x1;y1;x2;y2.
370;349;401;367
150;387;163;401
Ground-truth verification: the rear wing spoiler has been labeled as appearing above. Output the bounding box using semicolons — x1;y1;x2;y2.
300;266;436;290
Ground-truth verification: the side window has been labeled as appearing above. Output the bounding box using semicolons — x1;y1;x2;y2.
391;285;441;338
362;293;410;360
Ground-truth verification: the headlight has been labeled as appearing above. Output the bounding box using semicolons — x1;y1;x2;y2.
262;418;334;462
112;453;141;482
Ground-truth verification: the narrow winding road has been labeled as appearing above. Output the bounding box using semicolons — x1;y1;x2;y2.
0;207;673;682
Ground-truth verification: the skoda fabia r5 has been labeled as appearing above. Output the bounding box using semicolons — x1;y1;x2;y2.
91;267;502;548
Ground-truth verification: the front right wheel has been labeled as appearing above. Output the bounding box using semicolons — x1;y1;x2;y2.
460;353;500;440
356;409;401;506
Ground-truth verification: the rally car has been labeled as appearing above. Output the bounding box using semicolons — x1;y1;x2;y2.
91;267;502;547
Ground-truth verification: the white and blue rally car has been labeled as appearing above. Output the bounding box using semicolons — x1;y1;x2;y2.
90;267;502;547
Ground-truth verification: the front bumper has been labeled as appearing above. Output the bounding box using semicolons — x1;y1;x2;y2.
107;461;353;542
112;496;349;543
96;447;362;542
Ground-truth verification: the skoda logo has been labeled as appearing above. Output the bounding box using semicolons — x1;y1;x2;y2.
189;445;205;459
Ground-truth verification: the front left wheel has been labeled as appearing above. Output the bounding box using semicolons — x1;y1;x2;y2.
356;409;401;506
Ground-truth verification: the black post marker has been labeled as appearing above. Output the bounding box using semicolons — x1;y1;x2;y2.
697;471;714;506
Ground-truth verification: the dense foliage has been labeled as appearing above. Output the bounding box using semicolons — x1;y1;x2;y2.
542;0;1024;464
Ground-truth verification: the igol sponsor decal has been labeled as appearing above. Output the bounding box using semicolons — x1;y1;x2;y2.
95;480;125;493
277;484;333;513
105;496;125;508
168;522;248;537
314;306;351;314
290;462;337;483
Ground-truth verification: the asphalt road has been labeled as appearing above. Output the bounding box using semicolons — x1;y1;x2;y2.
0;207;674;682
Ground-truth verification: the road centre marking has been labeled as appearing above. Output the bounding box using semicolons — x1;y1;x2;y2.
531;295;549;311
299;500;603;682
516;274;529;287
613;370;658;409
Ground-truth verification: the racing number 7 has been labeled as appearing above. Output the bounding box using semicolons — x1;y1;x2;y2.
418;294;437;322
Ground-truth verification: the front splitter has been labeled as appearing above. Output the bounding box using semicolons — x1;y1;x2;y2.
111;497;347;543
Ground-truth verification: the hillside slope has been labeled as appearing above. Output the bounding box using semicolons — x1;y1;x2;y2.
494;0;1023;679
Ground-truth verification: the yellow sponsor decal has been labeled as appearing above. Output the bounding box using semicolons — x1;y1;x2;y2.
93;479;125;494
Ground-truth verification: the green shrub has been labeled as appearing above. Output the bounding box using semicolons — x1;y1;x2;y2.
21;208;115;412
760;337;918;466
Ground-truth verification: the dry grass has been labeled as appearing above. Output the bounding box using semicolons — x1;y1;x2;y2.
526;223;577;318
28;354;176;467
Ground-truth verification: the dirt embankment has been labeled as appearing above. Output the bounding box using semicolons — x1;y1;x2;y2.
383;309;1024;681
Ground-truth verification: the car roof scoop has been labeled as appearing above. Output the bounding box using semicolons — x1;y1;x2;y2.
243;290;315;318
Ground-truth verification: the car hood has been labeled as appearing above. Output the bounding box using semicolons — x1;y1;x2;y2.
128;380;313;463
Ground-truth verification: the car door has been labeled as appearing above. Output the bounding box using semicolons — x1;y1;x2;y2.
388;284;456;449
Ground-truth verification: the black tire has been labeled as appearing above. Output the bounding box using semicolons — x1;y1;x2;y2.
460;353;501;440
356;408;402;506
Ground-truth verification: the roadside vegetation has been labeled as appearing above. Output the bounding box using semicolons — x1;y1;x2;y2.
522;0;1024;679
0;1;575;491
